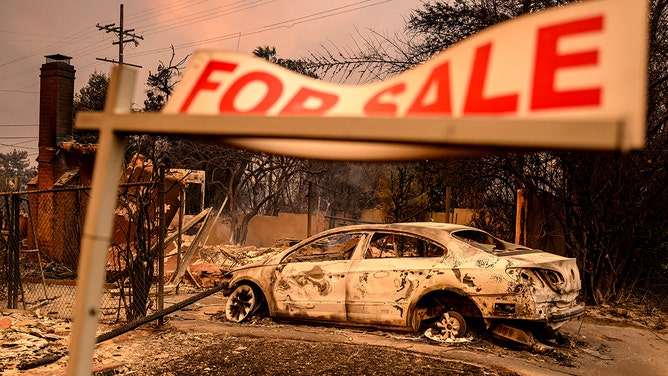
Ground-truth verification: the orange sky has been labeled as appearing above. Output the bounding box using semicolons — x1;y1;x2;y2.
0;0;423;159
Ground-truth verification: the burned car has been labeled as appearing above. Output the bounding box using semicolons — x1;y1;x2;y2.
221;223;584;339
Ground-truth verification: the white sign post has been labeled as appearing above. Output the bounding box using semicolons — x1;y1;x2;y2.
67;0;647;374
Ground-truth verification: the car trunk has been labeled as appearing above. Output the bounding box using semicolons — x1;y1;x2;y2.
501;251;582;299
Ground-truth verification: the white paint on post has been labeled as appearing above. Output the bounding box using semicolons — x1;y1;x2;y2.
66;66;136;376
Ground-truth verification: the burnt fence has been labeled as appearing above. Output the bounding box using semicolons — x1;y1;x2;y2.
0;182;168;324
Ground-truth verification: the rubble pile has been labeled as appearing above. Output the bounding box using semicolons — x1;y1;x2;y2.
0;309;70;372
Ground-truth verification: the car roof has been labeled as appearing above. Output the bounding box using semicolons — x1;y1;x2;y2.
264;222;493;266
317;222;480;237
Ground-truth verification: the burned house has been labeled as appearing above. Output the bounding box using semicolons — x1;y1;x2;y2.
26;55;183;269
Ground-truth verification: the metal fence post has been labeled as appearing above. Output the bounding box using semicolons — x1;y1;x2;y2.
157;164;165;326
7;192;21;309
6;175;24;310
176;187;184;295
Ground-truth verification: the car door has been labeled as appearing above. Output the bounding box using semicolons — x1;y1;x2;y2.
346;231;447;327
270;231;364;322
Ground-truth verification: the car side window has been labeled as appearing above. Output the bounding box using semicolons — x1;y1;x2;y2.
365;232;446;259
283;233;363;263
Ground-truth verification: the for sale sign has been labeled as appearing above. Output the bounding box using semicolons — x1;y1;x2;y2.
156;0;647;158
76;0;647;159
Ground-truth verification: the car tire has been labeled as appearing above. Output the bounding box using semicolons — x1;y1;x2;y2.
225;284;259;322
427;310;468;341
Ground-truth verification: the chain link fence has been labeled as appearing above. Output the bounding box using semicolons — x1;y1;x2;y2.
1;182;167;324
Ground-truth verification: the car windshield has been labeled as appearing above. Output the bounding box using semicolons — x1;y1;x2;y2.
282;232;363;263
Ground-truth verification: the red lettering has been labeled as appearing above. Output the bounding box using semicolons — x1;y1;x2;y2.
364;84;405;115
180;61;237;112
219;72;283;114
464;43;519;114
531;16;603;110
407;61;452;116
280;88;339;115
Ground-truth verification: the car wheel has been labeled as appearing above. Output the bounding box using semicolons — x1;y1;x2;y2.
427;311;467;341
225;284;259;322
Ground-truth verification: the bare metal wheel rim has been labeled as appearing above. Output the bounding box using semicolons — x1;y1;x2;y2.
434;312;464;340
225;285;257;322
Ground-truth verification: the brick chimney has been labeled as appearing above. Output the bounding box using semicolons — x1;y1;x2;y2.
29;55;78;264
38;54;75;189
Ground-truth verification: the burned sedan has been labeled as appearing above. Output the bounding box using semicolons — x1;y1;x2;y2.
221;223;584;339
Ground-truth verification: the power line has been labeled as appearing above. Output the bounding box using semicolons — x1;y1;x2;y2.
3;0;391;73
128;0;394;58
0;89;38;94
0;1;205;91
95;4;144;68
0;124;38;127
0;138;38;149
124;0;209;25
140;0;277;36
1;0;401;90
0;143;38;150
0;82;39;98
0;28;98;41
0;24;97;69
0;3;153;83
0;1;201;73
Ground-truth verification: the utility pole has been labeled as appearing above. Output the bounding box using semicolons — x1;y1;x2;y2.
96;4;143;68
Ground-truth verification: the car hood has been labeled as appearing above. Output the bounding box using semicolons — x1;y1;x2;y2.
233;259;269;271
230;248;291;272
